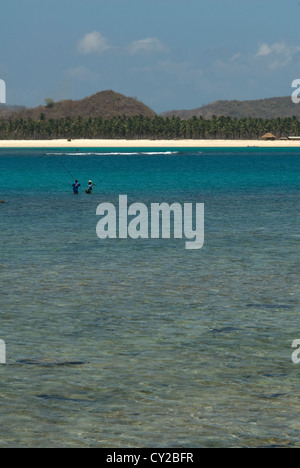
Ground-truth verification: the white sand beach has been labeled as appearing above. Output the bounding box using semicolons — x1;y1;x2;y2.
0;139;299;148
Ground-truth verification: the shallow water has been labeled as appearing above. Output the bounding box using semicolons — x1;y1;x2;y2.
0;148;299;447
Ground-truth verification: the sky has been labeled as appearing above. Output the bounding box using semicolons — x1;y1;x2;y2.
0;0;299;113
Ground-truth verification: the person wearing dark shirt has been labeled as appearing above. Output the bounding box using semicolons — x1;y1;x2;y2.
72;180;81;194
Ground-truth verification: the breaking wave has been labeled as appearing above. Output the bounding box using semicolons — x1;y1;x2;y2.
46;151;181;156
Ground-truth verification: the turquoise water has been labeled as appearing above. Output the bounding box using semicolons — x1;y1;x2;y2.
0;147;299;448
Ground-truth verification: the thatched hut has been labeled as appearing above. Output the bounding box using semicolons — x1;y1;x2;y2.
261;132;276;140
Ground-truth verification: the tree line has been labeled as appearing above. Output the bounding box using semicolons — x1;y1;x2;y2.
0;114;299;140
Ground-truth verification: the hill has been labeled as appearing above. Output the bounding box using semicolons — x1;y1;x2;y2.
162;96;300;120
0;90;156;120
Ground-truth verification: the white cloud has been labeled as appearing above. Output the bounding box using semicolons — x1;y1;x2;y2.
127;37;169;55
77;33;169;57
256;41;300;68
256;43;272;57
229;52;243;63
78;31;111;55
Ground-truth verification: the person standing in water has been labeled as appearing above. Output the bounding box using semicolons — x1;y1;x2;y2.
72;180;81;194
86;180;96;194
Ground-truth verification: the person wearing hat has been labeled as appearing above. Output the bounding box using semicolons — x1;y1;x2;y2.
86;180;96;194
72;179;81;194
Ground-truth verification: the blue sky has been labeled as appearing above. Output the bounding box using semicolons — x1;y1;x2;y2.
0;0;299;113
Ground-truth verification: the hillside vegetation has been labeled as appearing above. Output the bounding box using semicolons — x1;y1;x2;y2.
0;91;299;140
162;96;300;120
0;90;156;120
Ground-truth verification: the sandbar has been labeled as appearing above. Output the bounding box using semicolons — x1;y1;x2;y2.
0;139;299;148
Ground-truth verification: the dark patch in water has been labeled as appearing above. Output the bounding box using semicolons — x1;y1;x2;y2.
258;393;286;399
262;372;288;378
17;358;86;367
246;304;293;309
36;394;90;403
210;326;241;334
245;443;296;448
